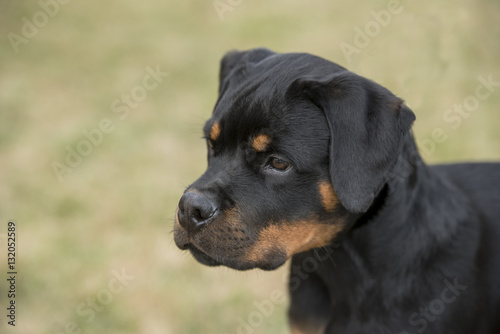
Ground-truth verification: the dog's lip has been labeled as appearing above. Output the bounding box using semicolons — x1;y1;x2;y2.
187;244;222;266
176;240;189;250
187;242;286;271
175;228;287;270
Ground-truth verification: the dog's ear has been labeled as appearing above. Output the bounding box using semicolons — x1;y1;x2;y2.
288;71;415;213
219;48;275;94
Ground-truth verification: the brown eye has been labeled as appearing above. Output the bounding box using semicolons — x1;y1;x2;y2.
269;157;290;171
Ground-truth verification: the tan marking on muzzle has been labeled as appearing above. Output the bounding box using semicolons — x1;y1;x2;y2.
244;219;344;263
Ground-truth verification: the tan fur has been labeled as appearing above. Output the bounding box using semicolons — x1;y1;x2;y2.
210;122;221;141
244;219;343;263
251;134;271;152
319;181;338;212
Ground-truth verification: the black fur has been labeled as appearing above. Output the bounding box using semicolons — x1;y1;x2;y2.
174;48;500;333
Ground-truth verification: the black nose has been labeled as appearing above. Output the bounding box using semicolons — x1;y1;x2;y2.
178;191;218;232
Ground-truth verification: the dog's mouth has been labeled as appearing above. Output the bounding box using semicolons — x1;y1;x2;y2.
173;209;339;271
173;217;243;268
177;238;286;271
186;243;223;267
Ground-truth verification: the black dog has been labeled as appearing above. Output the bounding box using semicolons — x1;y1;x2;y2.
174;48;500;333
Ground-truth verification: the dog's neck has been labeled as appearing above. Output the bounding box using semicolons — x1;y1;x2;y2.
342;133;473;274
310;134;478;307
350;133;422;232
304;134;487;327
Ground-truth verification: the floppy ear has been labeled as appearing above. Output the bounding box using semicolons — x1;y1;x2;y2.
289;71;415;213
218;48;275;94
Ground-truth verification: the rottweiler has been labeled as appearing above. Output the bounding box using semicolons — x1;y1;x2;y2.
173;48;500;334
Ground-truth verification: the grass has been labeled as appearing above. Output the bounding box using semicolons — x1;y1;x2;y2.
0;0;499;333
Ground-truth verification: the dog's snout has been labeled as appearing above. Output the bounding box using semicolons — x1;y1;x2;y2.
178;191;218;232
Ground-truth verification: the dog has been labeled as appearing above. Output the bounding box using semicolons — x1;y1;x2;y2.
173;48;500;333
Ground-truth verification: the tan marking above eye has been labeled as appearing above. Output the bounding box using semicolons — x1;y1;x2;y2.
210;122;221;141
244;219;344;263
251;134;271;152
319;181;338;212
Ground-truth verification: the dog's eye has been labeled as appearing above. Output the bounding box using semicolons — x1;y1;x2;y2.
267;157;290;171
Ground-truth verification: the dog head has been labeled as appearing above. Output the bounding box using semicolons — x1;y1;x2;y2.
174;48;415;270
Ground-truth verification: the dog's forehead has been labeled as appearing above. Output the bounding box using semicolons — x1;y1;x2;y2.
204;96;281;148
202;52;343;161
205;58;305;135
204;96;330;169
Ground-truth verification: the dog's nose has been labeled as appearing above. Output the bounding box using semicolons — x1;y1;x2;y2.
178;191;218;232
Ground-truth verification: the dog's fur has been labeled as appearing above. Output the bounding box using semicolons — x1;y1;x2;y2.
174;48;500;333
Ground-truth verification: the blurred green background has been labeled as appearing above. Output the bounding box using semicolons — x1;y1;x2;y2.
1;0;499;333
